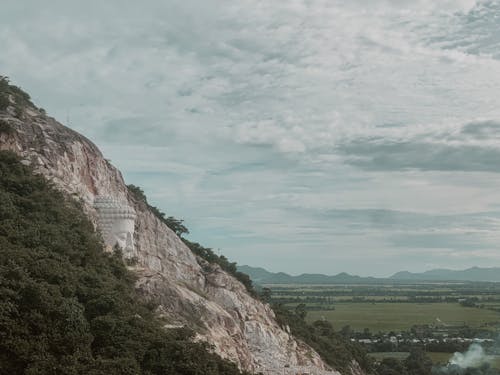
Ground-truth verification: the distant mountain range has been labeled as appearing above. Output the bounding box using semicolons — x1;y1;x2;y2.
237;265;379;284
238;265;500;284
390;267;500;282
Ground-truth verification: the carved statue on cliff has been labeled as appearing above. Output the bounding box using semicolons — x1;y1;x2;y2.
94;196;136;255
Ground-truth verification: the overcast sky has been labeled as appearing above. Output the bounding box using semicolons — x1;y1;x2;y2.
2;0;500;276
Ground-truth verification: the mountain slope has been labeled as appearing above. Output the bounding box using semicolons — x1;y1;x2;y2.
0;77;349;375
0;151;246;375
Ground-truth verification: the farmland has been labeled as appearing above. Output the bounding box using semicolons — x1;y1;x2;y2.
305;302;500;332
267;281;500;332
268;281;500;307
265;280;500;368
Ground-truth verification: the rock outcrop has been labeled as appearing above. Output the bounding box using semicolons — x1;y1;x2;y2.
0;104;348;375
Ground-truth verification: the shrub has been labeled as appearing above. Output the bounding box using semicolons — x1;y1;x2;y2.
127;184;256;296
0;75;35;114
0;151;247;375
0;119;13;134
127;184;189;236
182;239;257;296
272;303;375;374
0;94;9;110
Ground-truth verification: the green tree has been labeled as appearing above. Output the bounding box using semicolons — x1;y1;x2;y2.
127;184;189;236
272;303;374;374
127;184;256;295
0;75;34;115
377;358;408;375
404;349;433;375
164;216;189;236
340;325;352;338
259;287;272;303
295;303;308;320
0;151;247;375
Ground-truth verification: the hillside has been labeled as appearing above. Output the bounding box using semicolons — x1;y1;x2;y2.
0;151;246;374
0;76;358;375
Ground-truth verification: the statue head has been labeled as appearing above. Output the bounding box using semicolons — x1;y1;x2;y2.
94;196;136;254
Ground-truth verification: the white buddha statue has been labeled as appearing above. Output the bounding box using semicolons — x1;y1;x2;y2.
94;196;136;255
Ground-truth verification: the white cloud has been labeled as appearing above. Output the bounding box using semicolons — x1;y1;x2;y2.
2;0;500;275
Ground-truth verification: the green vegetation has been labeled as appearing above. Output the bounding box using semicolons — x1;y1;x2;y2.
370;352;500;370
182;239;256;296
266;282;500;374
305;303;500;332
0;94;9;111
127;184;256;296
268;283;500;333
371;349;434;375
268;282;500;306
0;75;34;116
127;184;189;237
0;119;13;135
0;151;247;375
272;303;375;374
372;350;500;374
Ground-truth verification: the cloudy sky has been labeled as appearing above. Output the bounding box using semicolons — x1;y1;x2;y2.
2;0;500;276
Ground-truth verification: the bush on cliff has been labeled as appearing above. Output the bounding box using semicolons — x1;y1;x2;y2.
127;184;190;237
181;239;257;297
272;303;375;374
0;119;13;135
0;151;247;375
0;76;34;115
127;184;256;296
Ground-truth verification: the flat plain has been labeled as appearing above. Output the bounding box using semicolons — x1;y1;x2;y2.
268;281;500;369
269;281;500;333
305;302;500;332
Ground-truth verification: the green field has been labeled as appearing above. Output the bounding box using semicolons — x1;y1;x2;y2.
305;302;500;332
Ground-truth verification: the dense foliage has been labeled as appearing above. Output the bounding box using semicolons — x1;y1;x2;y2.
272;303;374;374
376;349;500;375
127;184;256;296
0;76;34;116
182;239;256;297
127;184;189;237
0;151;247;375
0;119;13;135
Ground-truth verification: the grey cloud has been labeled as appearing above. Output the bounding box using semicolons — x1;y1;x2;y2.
339;139;500;172
3;0;500;275
424;1;500;59
389;232;489;250
99;117;177;147
317;208;500;233
460;120;500;139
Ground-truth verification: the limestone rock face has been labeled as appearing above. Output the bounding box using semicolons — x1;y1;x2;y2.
0;108;351;375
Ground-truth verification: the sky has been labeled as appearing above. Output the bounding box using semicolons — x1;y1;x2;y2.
2;0;500;276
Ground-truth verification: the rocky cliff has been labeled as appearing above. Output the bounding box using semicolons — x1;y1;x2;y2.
0;100;351;374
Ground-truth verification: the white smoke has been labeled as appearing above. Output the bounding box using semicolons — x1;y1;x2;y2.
448;343;487;368
432;343;495;374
